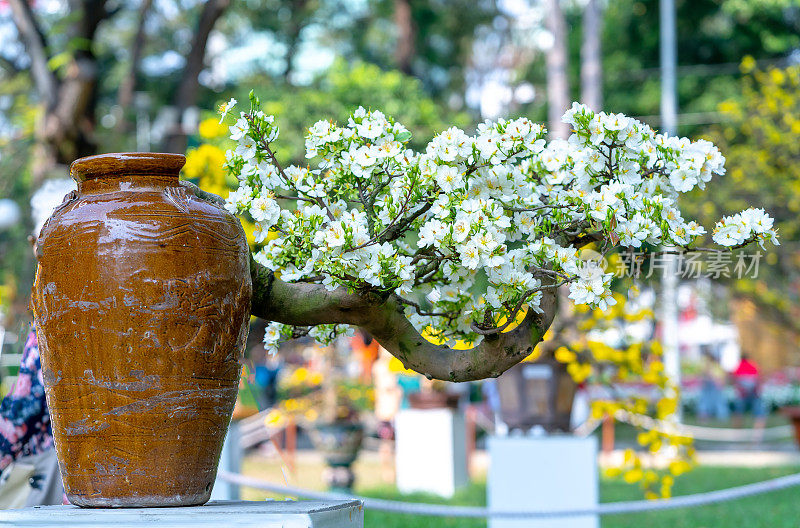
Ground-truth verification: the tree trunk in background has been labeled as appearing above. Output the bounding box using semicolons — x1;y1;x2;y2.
544;0;570;140
162;0;230;154
282;0;310;82
8;0;56;109
580;0;603;112
9;0;109;182
394;0;415;75
117;0;153;131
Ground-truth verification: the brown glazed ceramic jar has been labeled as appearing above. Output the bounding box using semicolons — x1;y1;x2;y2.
31;153;252;507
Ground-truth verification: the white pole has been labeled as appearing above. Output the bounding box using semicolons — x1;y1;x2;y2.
659;0;681;416
660;0;677;137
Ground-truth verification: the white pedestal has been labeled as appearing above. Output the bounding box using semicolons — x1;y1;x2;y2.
488;435;598;528
394;408;467;498
1;500;364;527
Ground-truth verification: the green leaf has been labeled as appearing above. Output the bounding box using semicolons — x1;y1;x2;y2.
47;52;72;73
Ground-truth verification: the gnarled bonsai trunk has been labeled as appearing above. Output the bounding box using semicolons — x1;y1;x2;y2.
249;259;558;382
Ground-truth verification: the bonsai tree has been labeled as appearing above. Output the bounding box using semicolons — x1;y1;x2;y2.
214;95;777;383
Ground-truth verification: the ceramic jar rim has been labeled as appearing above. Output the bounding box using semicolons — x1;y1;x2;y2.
70;152;186;183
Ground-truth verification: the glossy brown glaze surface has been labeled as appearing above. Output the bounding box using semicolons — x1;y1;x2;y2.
31;153;251;507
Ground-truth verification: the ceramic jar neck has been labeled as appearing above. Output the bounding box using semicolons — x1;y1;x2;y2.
70;153;186;195
77;173;180;194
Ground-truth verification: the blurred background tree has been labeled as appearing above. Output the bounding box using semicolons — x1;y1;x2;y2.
231;59;471;164
1;0;800;349
506;0;800;133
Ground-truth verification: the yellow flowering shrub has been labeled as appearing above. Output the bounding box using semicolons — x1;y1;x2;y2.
183;143;228;197
542;282;695;498
263;361;375;429
688;60;800;325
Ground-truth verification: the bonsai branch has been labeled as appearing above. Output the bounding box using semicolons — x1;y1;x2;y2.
187;180;559;382
249;258;558;382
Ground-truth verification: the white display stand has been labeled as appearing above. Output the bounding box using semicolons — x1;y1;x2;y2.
488;435;598;528
0;500;364;527
394;408;467;498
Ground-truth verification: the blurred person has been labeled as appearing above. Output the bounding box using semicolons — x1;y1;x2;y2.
731;353;767;434
396;371;421;409
351;330;380;384
0;328;61;507
0;179;74;507
254;357;281;409
697;352;730;422
481;379;507;434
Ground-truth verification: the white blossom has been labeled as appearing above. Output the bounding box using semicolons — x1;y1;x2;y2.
218;98;237;124
263;322;283;355
229;116;249;141
219;99;778;350
249;194;280;226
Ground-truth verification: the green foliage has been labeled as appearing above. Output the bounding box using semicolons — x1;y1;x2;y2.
232;60;473;165
517;0;800;133
199;0;497;102
0;82;37;325
333;0;499;98
603;0;799;120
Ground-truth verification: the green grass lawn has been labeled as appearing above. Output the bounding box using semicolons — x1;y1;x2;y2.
359;466;800;528
600;466;800;528
362;483;487;528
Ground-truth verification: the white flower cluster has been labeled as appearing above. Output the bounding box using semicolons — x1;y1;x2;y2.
712;208;778;247
218;97;777;354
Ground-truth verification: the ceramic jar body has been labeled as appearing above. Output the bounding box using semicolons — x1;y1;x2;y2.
32;153;252;507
